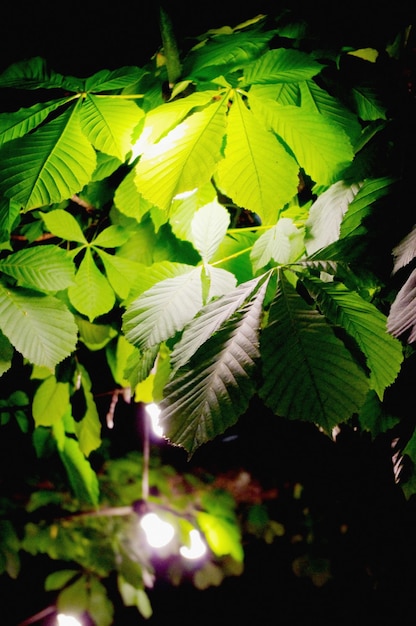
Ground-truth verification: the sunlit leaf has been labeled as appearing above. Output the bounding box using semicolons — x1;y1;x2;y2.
0;245;75;292
0;283;78;368
216;92;299;224
32;376;70;427
68;249;115;321
134;96;227;211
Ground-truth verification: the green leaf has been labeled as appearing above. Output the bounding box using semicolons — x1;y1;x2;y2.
0;98;71;146
32;376;70;427
191;200;230;263
260;274;369;433
251;98;354;186
340;176;396;238
0;330;13;376
87;576;115;626
41;209;87;243
96;249;142;300
216;92;299;224
131;92;217;158
57;575;89;615
59;436;100;505
160;279;269;454
80;95;144;161
0;245;75;291
0;56;77;90
243;48;324;85
0;106;97;210
196;510;243;562
134;96;227;211
186;28;272;79
92;225;131;248
74;364;102;456
303;276;403;398
351;84;387;121
84;66;146;92
68;249;116;321
0;283;78;369
118;576;153;619
45;569;79;591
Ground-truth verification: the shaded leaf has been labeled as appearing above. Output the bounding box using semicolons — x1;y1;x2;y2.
260;274;369;433
303;276;403;398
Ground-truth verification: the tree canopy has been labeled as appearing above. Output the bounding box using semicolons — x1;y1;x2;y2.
0;7;415;625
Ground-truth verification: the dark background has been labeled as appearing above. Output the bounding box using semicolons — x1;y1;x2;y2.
1;1;415;625
0;1;413;76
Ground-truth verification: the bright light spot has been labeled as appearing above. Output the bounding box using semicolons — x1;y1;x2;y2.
57;615;82;626
145;403;163;437
140;512;175;548
180;529;207;560
173;188;198;200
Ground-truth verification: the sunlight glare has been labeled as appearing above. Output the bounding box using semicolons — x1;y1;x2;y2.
56;615;82;626
145;403;163;437
180;529;207;560
140;512;175;548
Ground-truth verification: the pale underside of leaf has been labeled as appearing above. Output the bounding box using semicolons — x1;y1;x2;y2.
387;268;416;343
170;273;269;371
160;280;268;454
123;266;204;349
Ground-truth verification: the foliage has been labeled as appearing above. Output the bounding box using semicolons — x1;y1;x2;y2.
0;8;414;624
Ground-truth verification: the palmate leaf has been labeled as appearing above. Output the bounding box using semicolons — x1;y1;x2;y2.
0;283;78;369
302;276;403;399
216;92;299;224
0;245;76;292
160;279;269;454
259;274;369;433
0;106;96;210
68;249;115;322
134;96;227;211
